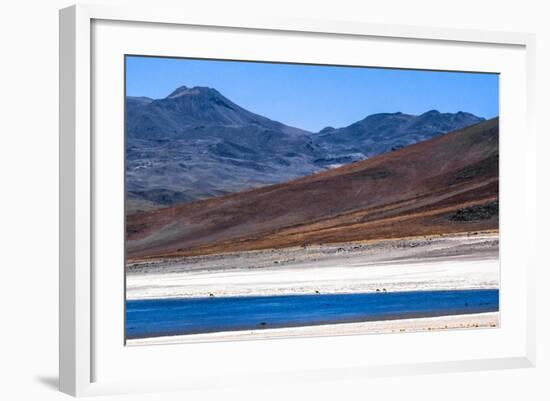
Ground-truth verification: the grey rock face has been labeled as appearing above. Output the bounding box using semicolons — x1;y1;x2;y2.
126;86;485;211
126;87;323;211
312;110;484;165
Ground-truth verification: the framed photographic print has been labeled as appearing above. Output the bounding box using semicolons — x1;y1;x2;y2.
59;4;536;396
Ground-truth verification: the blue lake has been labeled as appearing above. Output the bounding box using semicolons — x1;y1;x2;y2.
125;289;499;339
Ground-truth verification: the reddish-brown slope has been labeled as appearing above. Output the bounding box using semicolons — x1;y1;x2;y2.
127;118;499;259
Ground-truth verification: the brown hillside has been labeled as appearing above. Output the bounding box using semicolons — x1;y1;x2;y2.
127;118;499;260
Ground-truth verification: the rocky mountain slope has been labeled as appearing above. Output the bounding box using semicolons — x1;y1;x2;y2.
314;110;484;166
126;86;322;211
126;118;499;260
126;85;485;212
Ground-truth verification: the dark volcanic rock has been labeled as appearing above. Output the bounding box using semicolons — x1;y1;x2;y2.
450;201;499;222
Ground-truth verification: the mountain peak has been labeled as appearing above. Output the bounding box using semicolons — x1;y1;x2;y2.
167;85;188;98
457;111;484;119
318;126;336;134
126;96;154;107
167;85;220;99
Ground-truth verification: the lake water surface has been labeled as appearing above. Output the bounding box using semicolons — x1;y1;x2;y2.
126;289;498;339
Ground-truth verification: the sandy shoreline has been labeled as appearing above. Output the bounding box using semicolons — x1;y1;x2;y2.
126;233;499;300
127;312;499;345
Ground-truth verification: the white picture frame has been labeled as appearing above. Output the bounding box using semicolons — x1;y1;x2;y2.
59;4;536;397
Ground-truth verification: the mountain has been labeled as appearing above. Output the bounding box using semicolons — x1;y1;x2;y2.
126;96;153;107
126;85;486;212
127;85;310;137
126;118;499;260
126;86;323;212
312;110;485;166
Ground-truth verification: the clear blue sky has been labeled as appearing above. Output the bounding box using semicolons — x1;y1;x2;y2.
126;56;499;132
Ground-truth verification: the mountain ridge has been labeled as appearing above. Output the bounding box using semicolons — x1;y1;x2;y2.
126;85;488;212
126;117;499;260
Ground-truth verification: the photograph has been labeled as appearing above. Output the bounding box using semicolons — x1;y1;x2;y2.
124;56;500;345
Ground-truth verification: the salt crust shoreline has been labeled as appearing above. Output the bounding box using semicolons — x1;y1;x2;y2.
126;234;499;300
127;312;499;345
125;234;499;343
